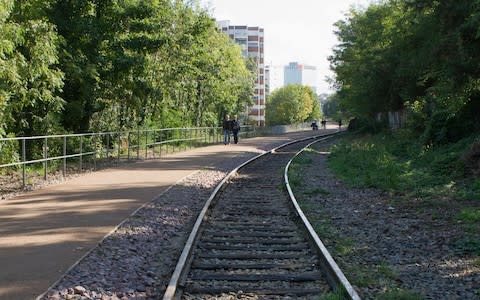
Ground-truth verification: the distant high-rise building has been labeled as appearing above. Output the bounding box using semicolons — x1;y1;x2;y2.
218;20;265;126
284;62;318;94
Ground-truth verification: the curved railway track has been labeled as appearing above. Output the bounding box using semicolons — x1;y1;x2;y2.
163;133;360;300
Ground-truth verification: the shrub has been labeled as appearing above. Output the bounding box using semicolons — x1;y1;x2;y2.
462;140;480;176
347;117;387;134
0;134;20;174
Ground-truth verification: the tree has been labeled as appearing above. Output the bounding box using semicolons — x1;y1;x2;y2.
46;0;254;132
1;0;255;137
1;0;64;137
329;0;480;141
266;84;319;125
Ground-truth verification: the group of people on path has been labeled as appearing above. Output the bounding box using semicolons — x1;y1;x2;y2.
310;119;342;130
223;114;241;145
310;119;328;130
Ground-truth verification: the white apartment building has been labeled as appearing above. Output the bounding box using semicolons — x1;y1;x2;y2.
218;20;265;126
265;64;283;96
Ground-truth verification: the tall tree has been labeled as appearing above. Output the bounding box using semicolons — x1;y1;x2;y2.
329;0;480;141
0;0;64;137
266;84;319;125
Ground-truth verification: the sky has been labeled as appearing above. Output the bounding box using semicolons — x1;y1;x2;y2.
200;0;373;94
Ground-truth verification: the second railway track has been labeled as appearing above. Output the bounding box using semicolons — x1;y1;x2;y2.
163;133;360;299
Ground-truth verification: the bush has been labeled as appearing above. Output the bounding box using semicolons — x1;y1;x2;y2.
329;132;477;197
462;140;480;176
347;118;387;134
0;134;20;173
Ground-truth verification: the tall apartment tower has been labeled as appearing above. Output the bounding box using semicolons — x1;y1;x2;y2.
218;20;265;126
284;62;318;94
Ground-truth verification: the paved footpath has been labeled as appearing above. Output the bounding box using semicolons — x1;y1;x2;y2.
0;131;327;300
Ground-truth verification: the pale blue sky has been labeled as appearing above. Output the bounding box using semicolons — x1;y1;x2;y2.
200;0;372;94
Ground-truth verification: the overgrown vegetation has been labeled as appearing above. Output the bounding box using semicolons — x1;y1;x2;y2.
0;0;254;140
293;150;424;299
328;131;479;199
329;0;480;142
328;130;480;255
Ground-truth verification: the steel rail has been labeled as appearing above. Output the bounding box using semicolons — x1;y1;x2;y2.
284;137;361;300
162;131;344;300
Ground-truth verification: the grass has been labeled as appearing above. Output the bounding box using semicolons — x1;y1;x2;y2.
318;288;350;300
288;153;313;189
328;130;480;255
376;289;424;300
303;187;330;196
328;131;474;195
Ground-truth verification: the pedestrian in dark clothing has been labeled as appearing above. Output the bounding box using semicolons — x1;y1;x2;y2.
231;115;240;144
321;119;326;129
338;119;342;129
223;114;232;144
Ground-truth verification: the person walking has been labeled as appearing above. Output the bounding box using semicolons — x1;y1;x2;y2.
223;114;232;145
231;115;240;144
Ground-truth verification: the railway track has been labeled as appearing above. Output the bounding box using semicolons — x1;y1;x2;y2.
163;133;360;300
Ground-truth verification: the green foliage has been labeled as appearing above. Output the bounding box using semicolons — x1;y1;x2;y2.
457;208;480;224
0;0;64;137
308;92;322;121
303;187;330;196
0;133;19;170
330;0;480;144
347;117;387;134
318;290;346;300
328;132;476;197
1;0;254;138
376;290;423;300
266;84;320;125
328;137;405;190
322;93;342;119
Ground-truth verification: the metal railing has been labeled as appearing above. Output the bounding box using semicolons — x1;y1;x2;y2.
0;126;255;188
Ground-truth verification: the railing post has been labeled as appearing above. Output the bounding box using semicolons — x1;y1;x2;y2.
153;130;156;159
145;130;148;159
184;129;187;151
137;127;140;160
63;136;66;177
117;133;121;163
106;134;110;159
190;129;193;149
194;128;198;147
22;139;26;187
93;135;97;170
79;136;83;171
160;131;163;157
43;137;48;180
127;131;131;161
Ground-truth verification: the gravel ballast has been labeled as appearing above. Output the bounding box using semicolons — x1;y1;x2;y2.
40;150;263;300
292;141;480;299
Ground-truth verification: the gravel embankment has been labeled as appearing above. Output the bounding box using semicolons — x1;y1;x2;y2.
292;141;480;299
40;151;261;300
